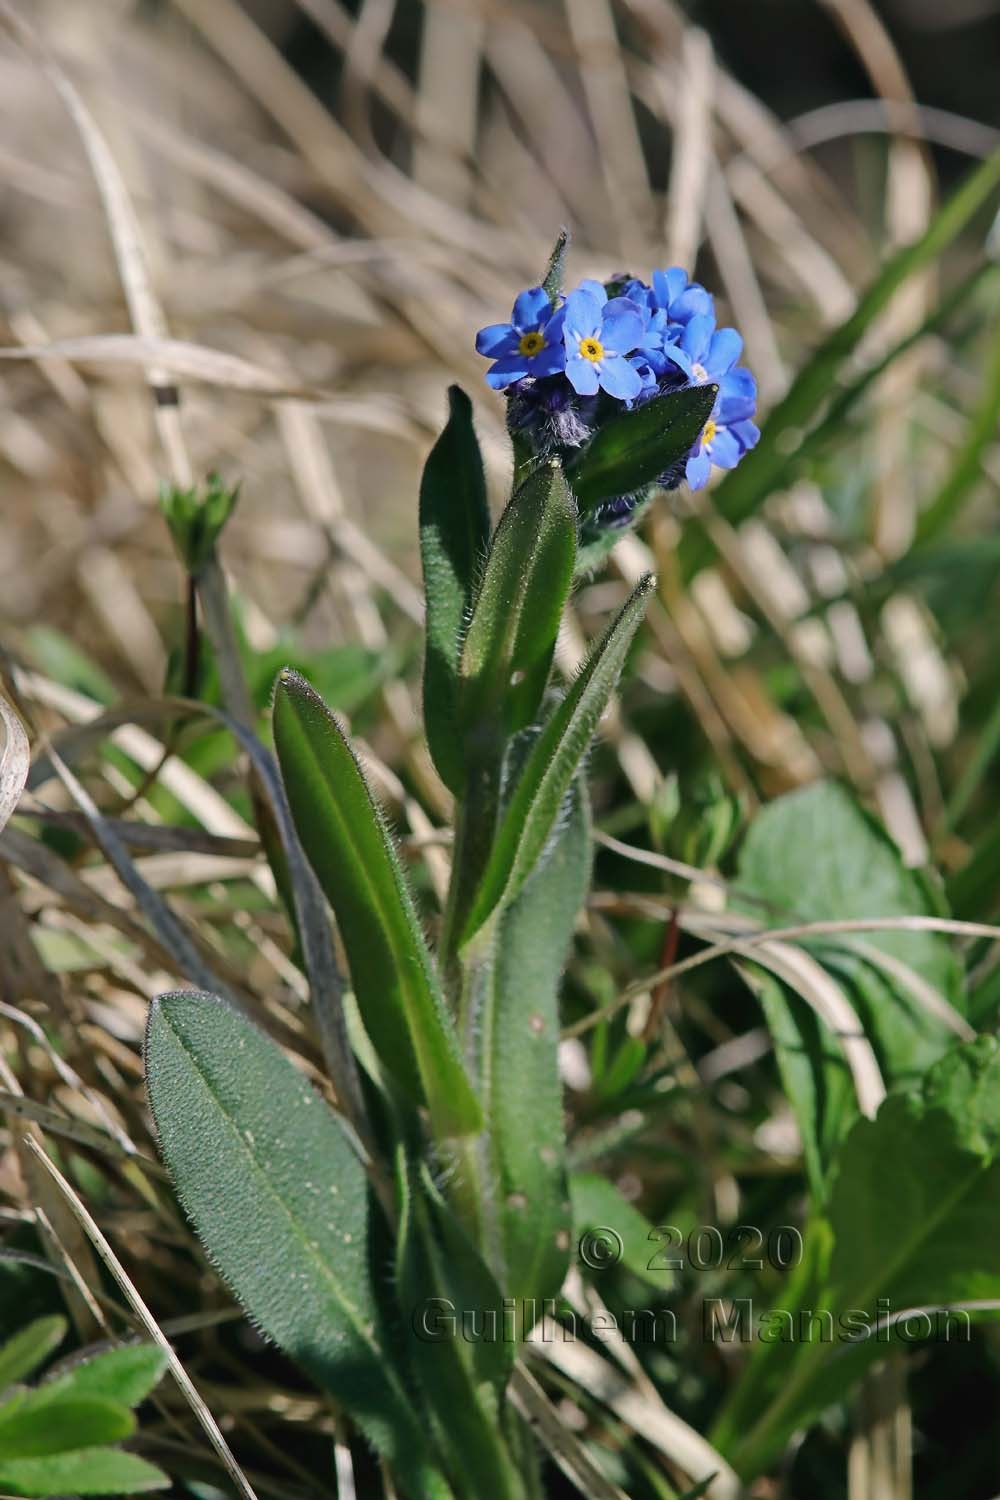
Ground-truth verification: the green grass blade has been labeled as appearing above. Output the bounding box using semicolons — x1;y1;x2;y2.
273;670;481;1135
914;308;1000;545
420;386;491;794
680;143;1000;577
461;575;654;943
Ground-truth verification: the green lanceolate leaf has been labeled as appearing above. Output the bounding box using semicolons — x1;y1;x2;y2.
145;990;436;1486
462;575;654;943
0;1317;66;1392
680;142;1000;577
0;1447;169;1494
413;1163;514;1389
419;386;492;794
273;671;481;1136
0;1391;134;1459
48;1345;167;1409
395;1156;521;1500
491;780;590;1311
459;463;576;748
565;384;717;512
717;1038;1000;1479
570;1173;668;1290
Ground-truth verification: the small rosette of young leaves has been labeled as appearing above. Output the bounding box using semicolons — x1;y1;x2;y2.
159;473;240;575
474;247;760;556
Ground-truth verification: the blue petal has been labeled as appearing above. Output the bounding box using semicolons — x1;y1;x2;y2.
563;287;604;341
598;354;642;402
706;327;743;377
577;278;609;306
476;322;516;357
565;353;600;396
531;342;567;377
545;305;568;342
732;419;761;451
672;285;713;322
660;341;694;378
600;300;645;353
620;278;653;310
485;355;533;388
511;286;551;331
718;366;757;424
708;427;742;469
681;313;714;365
652;267;687;309
686;449;712;489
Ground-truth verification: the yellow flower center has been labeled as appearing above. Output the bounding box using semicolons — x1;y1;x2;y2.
693;362;709;383
518;330;545;357
702;418;717;448
579;336;604;363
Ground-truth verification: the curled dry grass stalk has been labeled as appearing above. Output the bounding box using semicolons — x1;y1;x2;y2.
1;2;999;1497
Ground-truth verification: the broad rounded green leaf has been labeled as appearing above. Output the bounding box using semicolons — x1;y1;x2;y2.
419;386;491;793
462;575;654;943
48;1346;167;1410
0;1447;169;1495
718;1039;1000;1478
0;1392;134;1460
738;781;966;1088
565;385;717;511
145;990;434;1482
273;671;481;1136
0;1318;67;1393
459;462;576;746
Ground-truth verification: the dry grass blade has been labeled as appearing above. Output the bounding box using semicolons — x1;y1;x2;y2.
0;0;192;486
0;336;323;397
567;913;1000;1038
740;938;886;1117
665;27;715;268
42;743;246;1009
532;1336;742;1499
508;1363;632;1500
24;1135;261;1500
0;1089;162;1172
847;940;975;1042
0;695;29;835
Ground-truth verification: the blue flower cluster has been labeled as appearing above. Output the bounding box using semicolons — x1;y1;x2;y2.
475;268;759;491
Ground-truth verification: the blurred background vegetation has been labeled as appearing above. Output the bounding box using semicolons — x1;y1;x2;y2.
2;1;1000;1497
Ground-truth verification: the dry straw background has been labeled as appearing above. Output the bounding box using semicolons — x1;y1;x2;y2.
0;1;998;1496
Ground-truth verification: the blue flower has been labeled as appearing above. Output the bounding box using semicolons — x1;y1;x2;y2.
686;411;760;490
475;287;567;389
633;307;693;381
650;267;714;326
562;285;645;401
669;313;760;489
